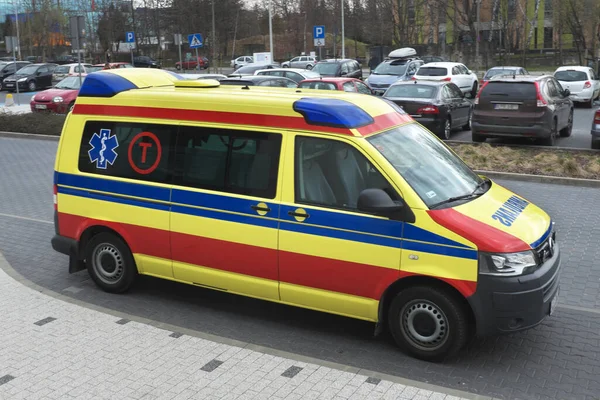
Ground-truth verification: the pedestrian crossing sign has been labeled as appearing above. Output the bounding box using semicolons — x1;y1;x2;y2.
188;33;203;49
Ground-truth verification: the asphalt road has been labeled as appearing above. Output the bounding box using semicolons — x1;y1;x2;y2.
1;136;600;400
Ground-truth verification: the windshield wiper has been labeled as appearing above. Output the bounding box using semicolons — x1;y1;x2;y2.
429;178;490;209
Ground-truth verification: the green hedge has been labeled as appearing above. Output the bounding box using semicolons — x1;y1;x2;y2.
0;112;66;136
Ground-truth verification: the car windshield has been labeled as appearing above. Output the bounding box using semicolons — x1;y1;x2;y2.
235;65;261;74
554;70;588;81
0;63;9;71
55;76;85;90
298;81;337;90
367;124;483;208
417;67;448;76
86;67;102;72
372;61;408;76
385;84;437;98
15;65;38;75
484;68;517;79
313;62;339;75
54;66;69;74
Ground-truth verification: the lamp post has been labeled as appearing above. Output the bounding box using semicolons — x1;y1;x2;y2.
13;0;21;60
212;0;216;73
341;0;345;58
303;11;307;55
268;0;274;62
475;0;481;75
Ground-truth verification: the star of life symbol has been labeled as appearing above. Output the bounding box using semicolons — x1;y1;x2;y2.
88;129;119;169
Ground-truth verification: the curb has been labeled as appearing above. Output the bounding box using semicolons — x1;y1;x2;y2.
0;131;60;141
477;170;600;188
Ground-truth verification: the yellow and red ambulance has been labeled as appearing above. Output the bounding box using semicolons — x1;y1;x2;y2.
51;68;560;361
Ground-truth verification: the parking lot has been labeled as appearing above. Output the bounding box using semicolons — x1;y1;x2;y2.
1;135;600;399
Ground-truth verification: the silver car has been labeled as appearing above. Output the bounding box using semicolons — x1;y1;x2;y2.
282;56;317;70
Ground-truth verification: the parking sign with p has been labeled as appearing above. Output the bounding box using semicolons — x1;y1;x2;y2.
313;25;325;39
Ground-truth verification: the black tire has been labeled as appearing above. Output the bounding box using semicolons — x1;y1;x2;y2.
439;117;452;140
540;120;557;146
462;109;472;131
85;232;138;293
388;286;469;362
586;98;594;108
306;64;313;70
592;139;600;150
560;109;573;137
470;82;478;98
471;130;486;142
28;80;36;92
175;64;181;70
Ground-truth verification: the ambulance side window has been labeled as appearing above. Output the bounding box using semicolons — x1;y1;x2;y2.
175;126;282;199
77;121;174;183
295;136;398;210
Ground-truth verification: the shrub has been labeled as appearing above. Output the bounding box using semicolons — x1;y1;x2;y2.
0;112;66;136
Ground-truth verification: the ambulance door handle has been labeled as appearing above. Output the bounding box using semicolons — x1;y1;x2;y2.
251;204;271;213
288;211;309;218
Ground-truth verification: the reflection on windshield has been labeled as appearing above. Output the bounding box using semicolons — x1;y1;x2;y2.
15;66;37;75
367;124;483;208
55;76;85;90
373;62;407;76
313;63;339;75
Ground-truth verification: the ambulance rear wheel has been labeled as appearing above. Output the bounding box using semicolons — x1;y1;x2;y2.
85;232;137;293
388;286;468;362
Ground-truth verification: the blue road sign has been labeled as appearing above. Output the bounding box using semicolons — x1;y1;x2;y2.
126;31;135;43
188;33;203;49
313;26;325;39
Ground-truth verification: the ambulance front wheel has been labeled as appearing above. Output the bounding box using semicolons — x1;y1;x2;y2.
388;286;468;362
85;232;138;294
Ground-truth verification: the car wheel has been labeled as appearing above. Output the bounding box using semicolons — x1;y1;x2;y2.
560;109;573;137
28;81;36;92
592;139;600;150
587;97;594;108
470;82;478;98
541;120;557;146
439;117;452;140
388;286;469;362
462;109;472;131
283;64;289;68
471;129;486;142
306;64;313;70
85;232;138;293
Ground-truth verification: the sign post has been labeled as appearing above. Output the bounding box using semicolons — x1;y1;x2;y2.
125;31;135;66
188;33;203;70
174;34;183;71
313;25;325;60
70;16;85;88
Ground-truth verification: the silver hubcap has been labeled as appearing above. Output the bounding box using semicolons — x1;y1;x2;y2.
92;243;124;284
469;112;472;128
29;82;35;91
401;300;449;351
444;120;451;139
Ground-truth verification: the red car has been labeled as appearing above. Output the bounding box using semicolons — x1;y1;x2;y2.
297;77;374;94
176;56;209;70
30;75;86;114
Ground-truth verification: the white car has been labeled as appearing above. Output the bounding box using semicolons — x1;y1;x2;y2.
230;56;253;70
281;56;317;69
254;68;320;84
52;63;92;84
413;62;479;97
554;66;600;108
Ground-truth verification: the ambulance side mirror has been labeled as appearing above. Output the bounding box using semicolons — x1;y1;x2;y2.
357;188;414;222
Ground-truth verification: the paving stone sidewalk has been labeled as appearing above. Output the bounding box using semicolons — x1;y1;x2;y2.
0;254;477;400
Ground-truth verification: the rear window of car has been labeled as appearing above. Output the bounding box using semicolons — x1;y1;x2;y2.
416;67;448;76
554;70;588;82
54;66;69;74
385;84;437;98
484;68;517;80
479;82;537;101
298;81;337;90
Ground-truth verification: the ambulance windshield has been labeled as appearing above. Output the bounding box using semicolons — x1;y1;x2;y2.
367;124;485;208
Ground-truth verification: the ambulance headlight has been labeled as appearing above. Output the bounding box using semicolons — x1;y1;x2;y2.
478;250;537;276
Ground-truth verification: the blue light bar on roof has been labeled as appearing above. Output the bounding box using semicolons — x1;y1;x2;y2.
78;72;138;98
292;98;374;129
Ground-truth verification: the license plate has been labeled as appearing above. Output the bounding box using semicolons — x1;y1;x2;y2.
494;103;519;110
4;83;13;87
35;104;47;109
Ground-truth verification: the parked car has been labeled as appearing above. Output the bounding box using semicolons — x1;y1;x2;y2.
219;75;298;88
365;52;424;95
413;62;479;97
85;65;104;73
30;75;86;114
52;63;92;84
471;75;573;146
230;56;254;70
180;73;228;81
421;55;446;63
591;109;600;149
228;64;280;77
383;80;472;140
554;66;600;108
2;62;57;92
51;55;78;65
133;56;161;68
312;58;362;80
281;56;317;69
175;56;208;70
91;62;134;70
0;61;31;88
297;77;373;94
482;66;528;84
254;68;320;84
